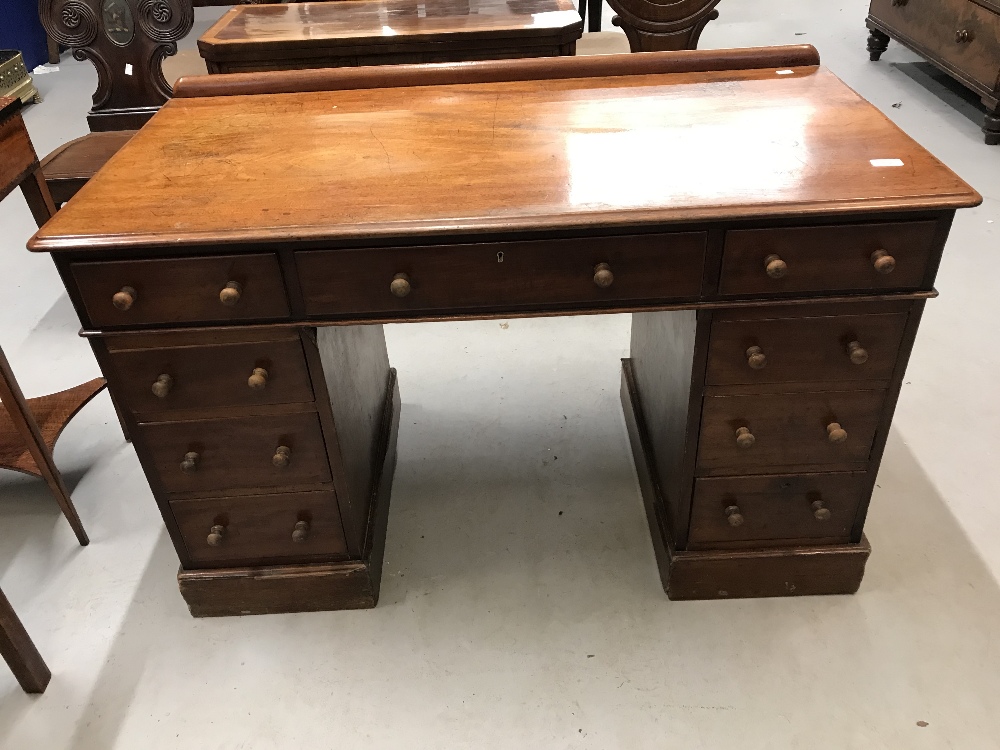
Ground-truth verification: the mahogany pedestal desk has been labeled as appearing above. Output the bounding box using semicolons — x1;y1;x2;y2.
198;0;583;73
29;47;980;616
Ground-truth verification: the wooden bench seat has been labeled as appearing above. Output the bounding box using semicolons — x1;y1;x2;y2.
40;131;136;206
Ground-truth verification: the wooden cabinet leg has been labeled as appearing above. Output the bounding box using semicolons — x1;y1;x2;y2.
867;28;890;61
0;588;51;693
587;0;602;32
983;102;1000;146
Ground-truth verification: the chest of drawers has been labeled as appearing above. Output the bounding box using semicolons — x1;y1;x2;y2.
29;48;980;615
867;0;1000;144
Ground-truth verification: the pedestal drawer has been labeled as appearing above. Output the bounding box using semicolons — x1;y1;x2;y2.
871;0;1000;90
706;310;909;386
719;221;938;296
171;490;347;566
139;412;331;494
296;232;706;317
107;336;314;417
688;472;867;548
696;390;885;475
71;254;290;327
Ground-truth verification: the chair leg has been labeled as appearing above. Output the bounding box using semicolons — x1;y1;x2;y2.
588;0;602;31
0;347;89;546
0;588;51;693
46;35;60;65
19;168;57;228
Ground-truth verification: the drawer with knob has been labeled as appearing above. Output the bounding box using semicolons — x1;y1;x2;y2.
718;221;938;297
295;232;706;318
687;472;866;548
105;336;314;417
870;0;1000;90
706;309;909;386
70;254;290;328
696;389;886;475
169;490;348;566
138;412;332;494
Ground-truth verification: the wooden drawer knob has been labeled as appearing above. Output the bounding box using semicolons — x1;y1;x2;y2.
112;286;137;311
272;445;291;468
746;345;767;370
390;273;411;298
827;422;848;443
812;500;832;521
724;505;744;527
735;426;755;449
207;524;226;547
180;451;199;473
764;254;787;279
955;29;973;43
871;249;895;275
248;367;268;390
219;281;242;306
151;373;173;398
847;341;869;365
593;262;614;288
292;520;310;543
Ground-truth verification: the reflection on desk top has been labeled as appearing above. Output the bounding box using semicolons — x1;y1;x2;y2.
199;0;582;46
31;61;981;253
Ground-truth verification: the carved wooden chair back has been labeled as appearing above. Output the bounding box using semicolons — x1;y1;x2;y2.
607;0;721;53
39;0;194;131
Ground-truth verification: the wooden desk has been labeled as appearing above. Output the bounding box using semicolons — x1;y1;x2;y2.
30;47;980;616
198;0;583;73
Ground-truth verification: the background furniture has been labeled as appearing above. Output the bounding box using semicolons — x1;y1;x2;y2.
0;51;40;106
609;0;720;51
199;0;583;73
0;0;50;71
0;588;50;693
582;0;720;48
29;47;980;616
867;0;1000;145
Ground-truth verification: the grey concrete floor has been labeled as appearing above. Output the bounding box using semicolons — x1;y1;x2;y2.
2;1;1000;748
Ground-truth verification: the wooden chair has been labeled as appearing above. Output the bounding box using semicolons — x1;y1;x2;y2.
0;588;50;693
584;0;721;51
37;0;195;205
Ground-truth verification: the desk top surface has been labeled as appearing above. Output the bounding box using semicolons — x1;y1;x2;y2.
200;0;581;48
32;58;981;253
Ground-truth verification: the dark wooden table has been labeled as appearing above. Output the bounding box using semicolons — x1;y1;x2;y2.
198;0;583;73
29;47;980;617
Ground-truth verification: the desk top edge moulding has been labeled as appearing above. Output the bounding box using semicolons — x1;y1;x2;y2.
27;47;982;616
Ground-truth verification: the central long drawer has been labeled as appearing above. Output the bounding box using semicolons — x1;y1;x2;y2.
295;233;707;317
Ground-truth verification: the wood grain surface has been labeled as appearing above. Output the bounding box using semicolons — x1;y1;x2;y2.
31;56;980;253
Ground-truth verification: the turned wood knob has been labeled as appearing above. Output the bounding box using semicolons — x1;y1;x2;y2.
112;286;137;311
746;345;767;370
151;373;173;398
248;367;268;390
180;451;199;473
219;281;243;306
735;426;755;449
847;341;869;365
955;29;973;43
292;520;310;543
593;262;614;288
827;422;848;444
390;273;411;298
812;500;832;521
207;524;226;546
871;249;895;275
724;505;744;527
272;445;291;468
764;254;787;279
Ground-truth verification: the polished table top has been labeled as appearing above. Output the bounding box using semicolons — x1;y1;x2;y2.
32;60;980;253
200;0;581;47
